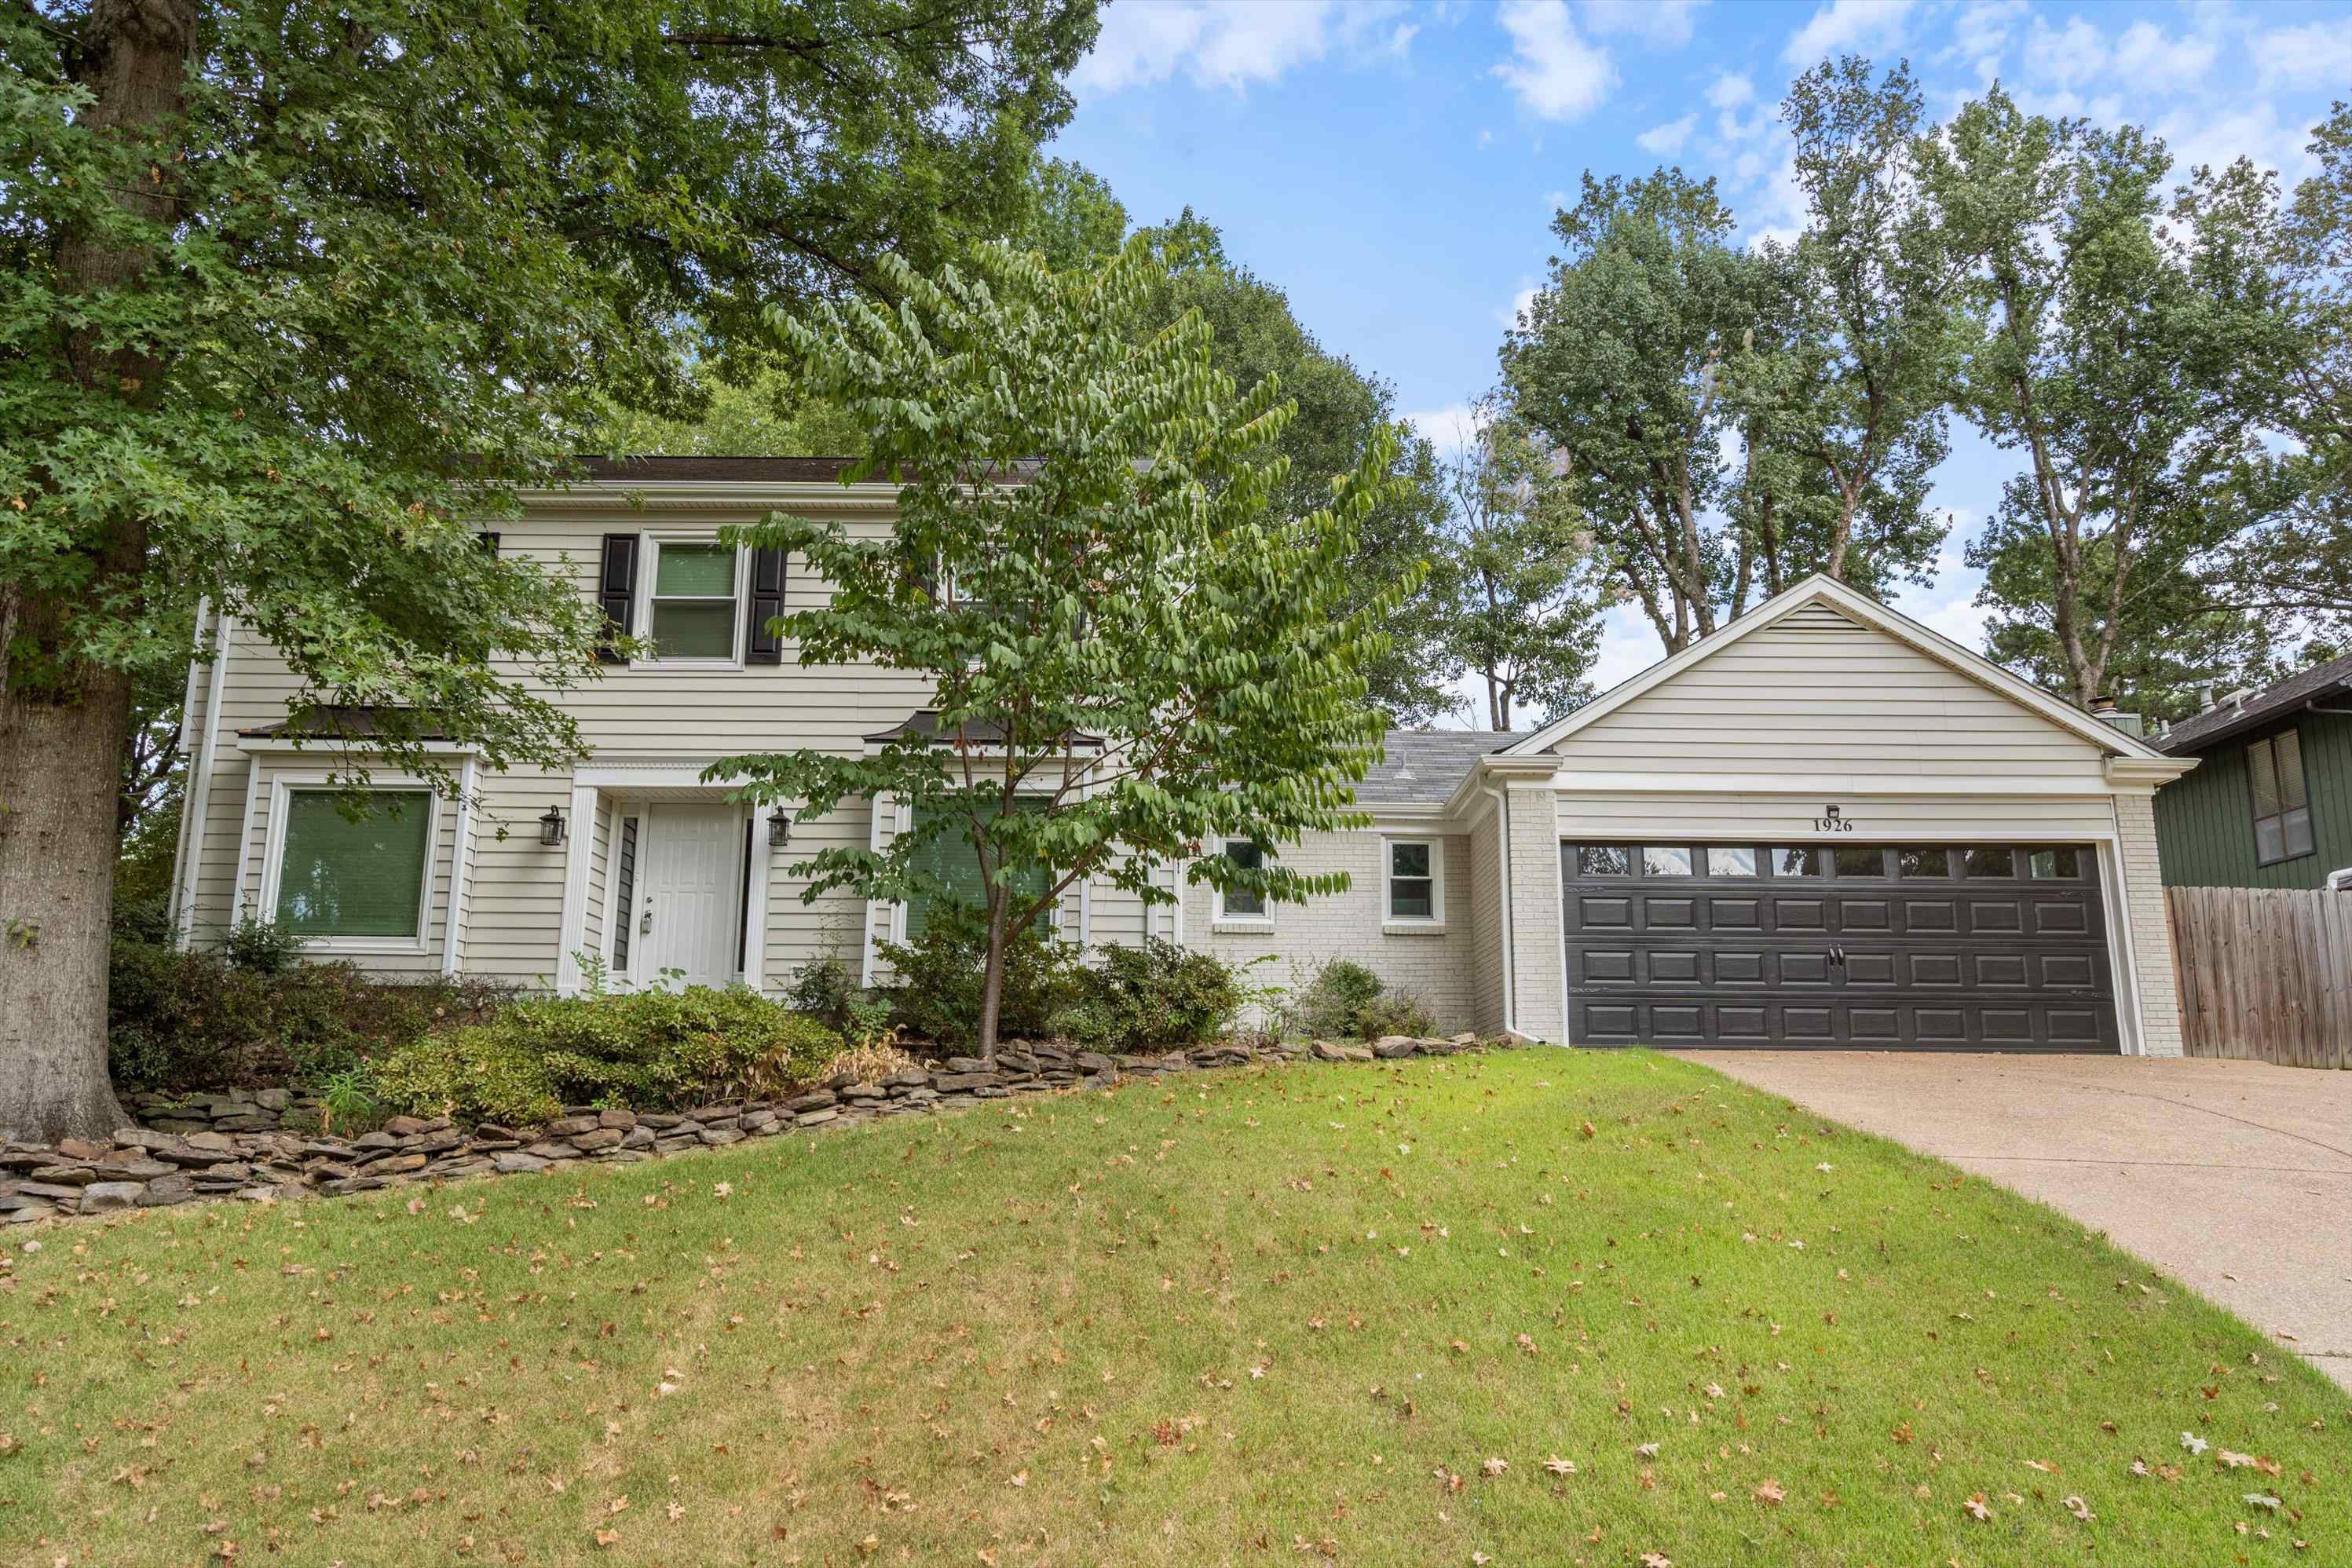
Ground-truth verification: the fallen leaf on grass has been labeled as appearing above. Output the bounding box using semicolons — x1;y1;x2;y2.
1753;1479;1785;1506
2064;1496;2094;1521
1481;1458;1508;1477
1962;1495;1993;1522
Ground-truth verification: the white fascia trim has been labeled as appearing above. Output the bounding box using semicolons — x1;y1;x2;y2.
2106;755;2199;788
1500;574;2176;763
1442;752;1561;821
234;737;483;758
576;758;737;790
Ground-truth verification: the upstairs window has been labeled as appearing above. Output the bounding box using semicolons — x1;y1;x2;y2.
646;541;741;662
2249;730;2316;864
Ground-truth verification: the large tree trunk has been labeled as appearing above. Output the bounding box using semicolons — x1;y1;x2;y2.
0;654;137;1143
1;0;196;1142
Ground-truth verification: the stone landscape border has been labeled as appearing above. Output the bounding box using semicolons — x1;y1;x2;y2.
2;1033;1509;1224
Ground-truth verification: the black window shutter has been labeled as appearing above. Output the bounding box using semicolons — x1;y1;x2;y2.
476;531;501;554
595;534;639;664
746;546;787;664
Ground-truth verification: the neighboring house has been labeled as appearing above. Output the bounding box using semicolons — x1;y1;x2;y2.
166;459;2199;1054
2151;654;2352;889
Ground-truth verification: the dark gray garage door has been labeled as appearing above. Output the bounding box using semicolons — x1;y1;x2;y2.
1561;842;2119;1051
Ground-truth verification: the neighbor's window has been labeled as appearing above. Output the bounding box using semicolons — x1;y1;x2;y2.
1771;847;1823;877
273;789;432;941
647;541;741;661
1219;839;1268;920
1388;839;1437;920
1706;846;1758;878
2248;730;2316;864
2027;846;2083;879
1643;846;1695;877
1962;846;2015;878
1898;847;1951;877
1577;845;1632;876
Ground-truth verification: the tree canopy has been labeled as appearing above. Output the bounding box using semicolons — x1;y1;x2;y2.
0;0;1098;1139
711;238;1410;1059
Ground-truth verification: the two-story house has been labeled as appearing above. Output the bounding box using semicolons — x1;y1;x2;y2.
167;458;2198;1054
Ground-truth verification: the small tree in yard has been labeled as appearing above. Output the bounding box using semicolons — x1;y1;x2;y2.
712;239;1413;1063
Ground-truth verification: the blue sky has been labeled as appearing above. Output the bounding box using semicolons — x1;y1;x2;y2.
1050;0;2352;714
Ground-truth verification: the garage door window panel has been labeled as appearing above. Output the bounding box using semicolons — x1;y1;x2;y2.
1772;847;1824;877
1834;846;1886;878
1643;846;1694;877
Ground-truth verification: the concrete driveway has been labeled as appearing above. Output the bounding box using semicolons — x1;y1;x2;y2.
1674;1051;2352;1392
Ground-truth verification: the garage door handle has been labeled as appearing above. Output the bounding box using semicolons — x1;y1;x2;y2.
1830;945;1845;967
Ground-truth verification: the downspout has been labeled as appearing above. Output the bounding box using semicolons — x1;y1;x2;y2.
1483;778;1516;1036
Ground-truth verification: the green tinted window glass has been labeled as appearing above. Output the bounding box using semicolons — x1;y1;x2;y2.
653;542;736;596
906;800;1053;938
650;601;737;660
273;790;431;938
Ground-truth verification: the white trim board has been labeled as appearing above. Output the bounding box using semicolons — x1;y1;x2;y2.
1502;575;2176;764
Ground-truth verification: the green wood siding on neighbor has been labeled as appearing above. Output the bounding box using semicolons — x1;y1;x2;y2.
2155;710;2352;887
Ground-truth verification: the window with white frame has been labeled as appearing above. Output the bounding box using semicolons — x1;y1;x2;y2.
2248;729;2316;864
1385;838;1439;922
271;788;433;941
1216;839;1268;921
644;539;741;662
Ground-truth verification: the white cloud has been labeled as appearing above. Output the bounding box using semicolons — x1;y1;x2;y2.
1477;126;1495;148
1497;283;1542;331
1491;0;1617;122
1581;0;1706;48
1706;71;1755;111
1944;0;2025;84
2251;16;2352;90
1073;0;1414;94
1637;113;1700;155
1781;0;1915;67
1406;402;1483;456
2112;16;2222;93
2154;99;2319;185
2020;13;2107;89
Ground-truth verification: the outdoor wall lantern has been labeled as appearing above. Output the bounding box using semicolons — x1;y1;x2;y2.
767;806;793;850
539;804;568;847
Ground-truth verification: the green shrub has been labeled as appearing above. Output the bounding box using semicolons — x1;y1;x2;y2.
1353;989;1436;1040
873;907;1081;1047
1282;957;1386;1040
1047;938;1246;1052
368;986;839;1126
108;939;512;1091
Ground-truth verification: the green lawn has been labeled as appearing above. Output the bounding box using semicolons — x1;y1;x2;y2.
1;1051;2339;1567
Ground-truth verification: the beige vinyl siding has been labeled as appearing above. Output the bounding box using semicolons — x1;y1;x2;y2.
1558;604;2110;784
1555;792;2123;842
456;773;573;987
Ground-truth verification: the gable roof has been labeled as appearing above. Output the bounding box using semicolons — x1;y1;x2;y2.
1500;574;2172;762
2156;652;2352;755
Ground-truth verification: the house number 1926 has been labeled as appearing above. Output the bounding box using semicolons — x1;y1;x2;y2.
1816;804;1855;832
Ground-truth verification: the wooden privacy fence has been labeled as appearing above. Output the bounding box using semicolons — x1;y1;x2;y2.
2166;886;2352;1068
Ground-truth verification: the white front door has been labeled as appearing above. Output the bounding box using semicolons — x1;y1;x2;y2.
634;804;744;989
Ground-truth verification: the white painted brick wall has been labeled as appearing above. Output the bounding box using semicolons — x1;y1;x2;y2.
1183;830;1480;1033
2113;791;2186;1057
1502;784;1566;1041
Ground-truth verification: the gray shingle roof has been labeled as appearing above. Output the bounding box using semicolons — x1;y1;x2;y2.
1356;729;1524;805
2157;653;2352;754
